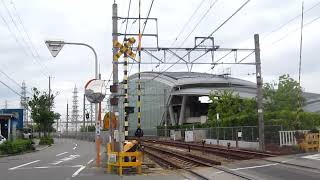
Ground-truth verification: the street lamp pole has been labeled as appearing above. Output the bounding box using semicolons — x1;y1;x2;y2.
44;40;100;166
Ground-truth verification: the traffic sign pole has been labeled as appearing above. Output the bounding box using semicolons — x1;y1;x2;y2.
45;40;100;165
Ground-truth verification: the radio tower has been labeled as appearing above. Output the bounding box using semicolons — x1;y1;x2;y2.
20;81;28;126
71;85;79;132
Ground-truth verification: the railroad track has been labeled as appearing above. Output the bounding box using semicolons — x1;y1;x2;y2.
144;144;215;180
142;139;274;160
143;143;256;180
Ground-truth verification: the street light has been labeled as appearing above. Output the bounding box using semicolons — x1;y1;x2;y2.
44;40;101;166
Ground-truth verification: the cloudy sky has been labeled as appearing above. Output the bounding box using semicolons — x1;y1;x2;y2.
1;0;320;120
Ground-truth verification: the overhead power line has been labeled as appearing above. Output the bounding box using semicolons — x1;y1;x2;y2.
170;0;206;47
270;14;320;45
123;0;132;40
141;0;155;35
177;0;219;48
0;69;21;88
153;0;251;80
263;1;320;39
0;0;49;77
0;69;32;95
0;79;22;97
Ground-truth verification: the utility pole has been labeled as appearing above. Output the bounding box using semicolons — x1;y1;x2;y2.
21;81;27;126
4;100;7;109
66;102;69;135
49;76;51;106
83;94;85;130
90;103;93;126
56;118;59;132
254;34;265;151
112;1;118;151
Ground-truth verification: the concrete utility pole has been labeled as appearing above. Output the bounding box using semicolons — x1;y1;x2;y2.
254;34;265;151
66;103;69;135
83;94;85;130
20;81;27;126
49;76;51;107
90;103;93;125
112;2;118;150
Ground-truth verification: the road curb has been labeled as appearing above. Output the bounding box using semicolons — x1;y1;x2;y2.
0;150;37;158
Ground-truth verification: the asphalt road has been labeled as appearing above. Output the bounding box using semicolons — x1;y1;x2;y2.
0;138;97;180
1;138;320;180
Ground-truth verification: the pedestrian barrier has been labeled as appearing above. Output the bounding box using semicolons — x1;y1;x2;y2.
299;133;320;152
106;143;142;176
279;130;309;147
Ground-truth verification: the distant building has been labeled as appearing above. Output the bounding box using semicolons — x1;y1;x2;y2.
118;72;256;130
0;108;23;139
116;71;320;132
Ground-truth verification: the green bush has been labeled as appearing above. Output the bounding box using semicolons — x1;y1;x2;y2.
0;139;35;155
39;137;54;145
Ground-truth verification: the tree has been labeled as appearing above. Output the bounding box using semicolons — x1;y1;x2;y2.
28;88;60;137
263;74;304;112
263;74;306;129
208;90;256;127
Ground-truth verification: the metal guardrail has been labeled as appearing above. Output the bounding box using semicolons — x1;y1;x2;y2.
130;125;282;144
53;131;110;145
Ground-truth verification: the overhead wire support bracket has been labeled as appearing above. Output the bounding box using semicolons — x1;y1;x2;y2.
118;17;157;20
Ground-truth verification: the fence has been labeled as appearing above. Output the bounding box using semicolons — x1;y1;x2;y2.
54;131;110;145
279;130;309;147
130;125;283;144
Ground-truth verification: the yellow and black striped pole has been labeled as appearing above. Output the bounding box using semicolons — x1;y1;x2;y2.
123;50;129;141
137;33;142;130
135;0;143;138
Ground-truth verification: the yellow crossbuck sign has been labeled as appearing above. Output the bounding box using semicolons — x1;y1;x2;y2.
113;37;136;60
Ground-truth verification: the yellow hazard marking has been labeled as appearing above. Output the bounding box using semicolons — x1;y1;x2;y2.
113;38;136;60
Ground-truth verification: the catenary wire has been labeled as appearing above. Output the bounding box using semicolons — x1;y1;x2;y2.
152;0;251;80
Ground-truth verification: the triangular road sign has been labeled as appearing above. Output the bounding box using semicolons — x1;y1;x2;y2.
45;41;64;57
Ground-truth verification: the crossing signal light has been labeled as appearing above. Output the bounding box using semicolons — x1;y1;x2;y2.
85;113;89;119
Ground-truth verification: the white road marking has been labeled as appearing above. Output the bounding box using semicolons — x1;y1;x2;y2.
302;153;320;160
87;158;94;165
230;163;279;171
10;165;83;170
212;163;280;174
56;152;68;157
34;166;49;169
9;160;40;170
50;154;80;165
72;165;86;177
73;143;78;150
71;165;82;168
50;161;63;165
